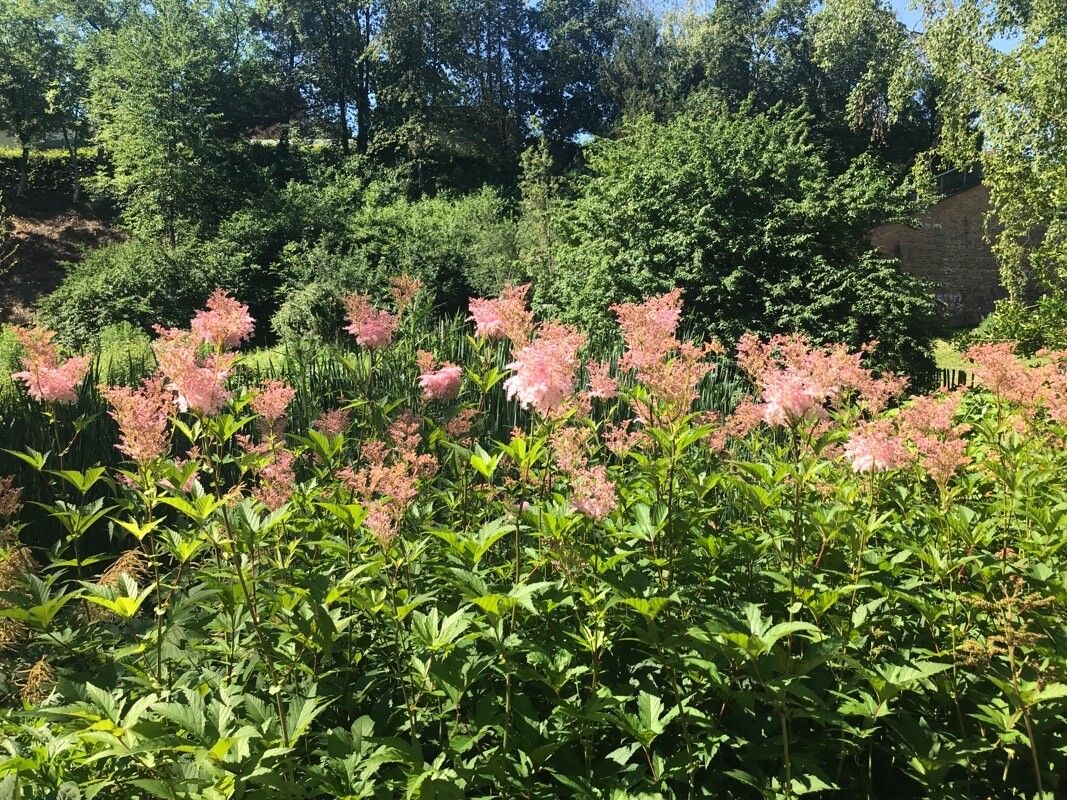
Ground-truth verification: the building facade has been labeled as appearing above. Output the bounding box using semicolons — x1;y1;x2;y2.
870;176;1004;327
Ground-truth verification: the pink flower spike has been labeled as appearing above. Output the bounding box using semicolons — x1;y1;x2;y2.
467;284;533;344
760;369;822;427
843;419;909;473
101;373;173;464
12;354;91;405
251;379;296;433
503;322;586;417
585;360;618;400
570;465;617;520
342;293;398;349
191;290;255;351
419;364;463;402
612;289;684;373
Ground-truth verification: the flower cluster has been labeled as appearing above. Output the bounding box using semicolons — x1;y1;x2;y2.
339;412;438;544
191;289;255;351
9;326;91;405
612;290;721;423
468;283;533;344
504;321;586;417
736;333;907;428
152;326;235;415
250;379;296;435
417;351;463;402
101;374;173;464
239;434;298;510
342;293;398;349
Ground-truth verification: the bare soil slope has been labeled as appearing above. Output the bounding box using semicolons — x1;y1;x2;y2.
1;202;119;324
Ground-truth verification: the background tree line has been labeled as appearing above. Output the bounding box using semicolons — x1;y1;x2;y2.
1;0;1065;379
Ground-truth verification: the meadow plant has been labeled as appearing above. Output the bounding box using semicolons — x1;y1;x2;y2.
0;287;1064;799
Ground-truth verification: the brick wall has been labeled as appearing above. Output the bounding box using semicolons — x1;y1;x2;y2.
870;184;1004;326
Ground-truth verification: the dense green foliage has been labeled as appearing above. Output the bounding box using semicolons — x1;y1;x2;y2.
37;240;252;348
539;105;938;378
1;291;1065;798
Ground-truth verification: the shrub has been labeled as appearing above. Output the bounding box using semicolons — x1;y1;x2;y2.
961;295;1067;355
37;238;249;347
0;146;103;198
539;103;939;381
0;288;1064;798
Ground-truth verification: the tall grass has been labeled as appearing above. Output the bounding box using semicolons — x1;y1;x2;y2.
1;315;749;544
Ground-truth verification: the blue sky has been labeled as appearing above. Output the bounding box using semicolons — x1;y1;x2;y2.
891;0;924;33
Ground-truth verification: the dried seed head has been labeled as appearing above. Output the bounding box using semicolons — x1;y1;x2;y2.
0;618;27;652
88;549;148;622
99;549;148;587
0;547;37;591
20;658;57;704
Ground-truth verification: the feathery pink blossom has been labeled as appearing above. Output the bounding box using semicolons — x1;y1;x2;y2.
760;369;823;427
251;379;296;434
444;408;478;440
843;419;909;473
965;342;1046;408
152;326;233;415
101;374;173;464
612;289;684;373
10;326;90;405
339;412;437;545
467;284;533;343
239;436;296;510
584;360;618;400
342;293;398;348
736;334;907;428
191;290;255;351
570;465;617;520
313;407;352;438
898;391;971;487
503;322;586;416
419;363;463;402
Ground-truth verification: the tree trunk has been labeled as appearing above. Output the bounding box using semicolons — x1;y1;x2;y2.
17;145;30;197
339;90;350;154
355;8;371;154
63;129;81;203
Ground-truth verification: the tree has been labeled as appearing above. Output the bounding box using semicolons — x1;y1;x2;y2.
87;0;233;243
920;0;1067;306
0;0;66;196
536;103;938;378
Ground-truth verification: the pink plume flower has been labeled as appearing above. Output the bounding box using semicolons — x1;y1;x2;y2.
760;369;823;427
251;379;296;434
152;326;233;415
467;284;533;344
504;322;586;417
313;407;352;438
12;355;91;405
10;326;91;405
444;408;478;440
612;289;684;373
843;419;909;473
570;465;617;520
239;435;296;510
965;342;1046;408
191;290;255;351
898;391;972;487
419;364;463;402
342;293;398;349
584;360;618;400
101;373;173;464
736;334;907;428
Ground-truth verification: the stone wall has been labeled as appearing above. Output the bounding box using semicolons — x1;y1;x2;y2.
871;184;1003;326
